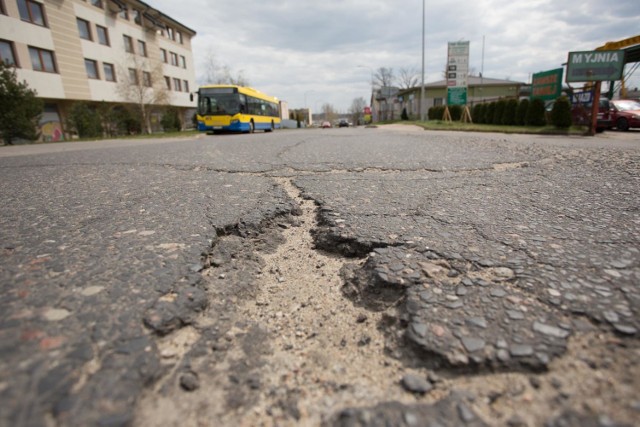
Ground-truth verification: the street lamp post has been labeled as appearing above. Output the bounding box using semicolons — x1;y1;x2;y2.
358;65;374;121
304;90;314;125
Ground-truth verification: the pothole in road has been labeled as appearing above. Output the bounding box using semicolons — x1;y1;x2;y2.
136;176;639;427
231;178;422;425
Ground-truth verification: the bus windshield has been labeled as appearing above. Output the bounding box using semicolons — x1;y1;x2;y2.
198;88;242;116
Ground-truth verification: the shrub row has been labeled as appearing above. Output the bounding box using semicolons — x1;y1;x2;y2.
427;96;573;128
66;102;184;138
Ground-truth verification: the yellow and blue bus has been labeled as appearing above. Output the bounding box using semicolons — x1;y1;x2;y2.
194;85;281;133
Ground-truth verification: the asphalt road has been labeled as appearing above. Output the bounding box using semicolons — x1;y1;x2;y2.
0;126;638;426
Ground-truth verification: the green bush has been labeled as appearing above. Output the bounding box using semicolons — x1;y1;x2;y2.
502;99;518;125
449;105;462;121
472;104;484;124
161;107;182;132
0;61;43;144
516;99;529;126
428;106;445;120
526;98;547;126
67;102;102;138
550;96;572;128
484;102;496;124
493;99;506;125
114;106;141;135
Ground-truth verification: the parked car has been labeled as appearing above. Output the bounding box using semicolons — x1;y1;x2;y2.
321;121;331;128
568;97;612;132
609;100;640;131
338;119;349;128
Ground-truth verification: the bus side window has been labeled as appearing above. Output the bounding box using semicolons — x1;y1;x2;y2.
239;94;247;114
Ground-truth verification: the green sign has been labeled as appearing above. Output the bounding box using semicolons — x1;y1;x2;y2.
531;68;563;101
566;50;624;82
447;87;467;106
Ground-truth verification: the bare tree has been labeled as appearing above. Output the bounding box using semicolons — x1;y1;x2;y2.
117;54;169;134
373;67;395;89
200;47;221;85
200;47;250;86
322;103;337;123
398;67;419;89
349;97;366;125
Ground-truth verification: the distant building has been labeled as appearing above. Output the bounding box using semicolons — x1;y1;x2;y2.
371;86;399;122
0;0;197;140
372;76;526;121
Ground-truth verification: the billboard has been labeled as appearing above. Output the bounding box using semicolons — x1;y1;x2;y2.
446;41;469;106
531;68;563;101
566;50;624;82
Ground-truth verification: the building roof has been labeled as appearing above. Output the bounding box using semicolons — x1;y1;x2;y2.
396;76;526;96
425;76;526;88
126;0;197;35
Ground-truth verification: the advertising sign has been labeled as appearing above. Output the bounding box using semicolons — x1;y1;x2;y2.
447;87;467;106
570;90;593;105
566;50;624;82
446;41;469;106
531;68;563;101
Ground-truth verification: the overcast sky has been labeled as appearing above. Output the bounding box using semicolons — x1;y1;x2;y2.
152;0;639;112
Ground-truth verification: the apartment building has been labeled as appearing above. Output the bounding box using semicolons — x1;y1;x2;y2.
0;0;197;140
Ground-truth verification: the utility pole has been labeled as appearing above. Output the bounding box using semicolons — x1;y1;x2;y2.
420;0;426;121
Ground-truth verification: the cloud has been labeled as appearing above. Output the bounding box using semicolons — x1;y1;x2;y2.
153;0;639;111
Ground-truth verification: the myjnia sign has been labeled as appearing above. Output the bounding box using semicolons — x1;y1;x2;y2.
566;50;624;82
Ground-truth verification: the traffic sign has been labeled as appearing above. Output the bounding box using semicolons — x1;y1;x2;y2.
566;50;624;82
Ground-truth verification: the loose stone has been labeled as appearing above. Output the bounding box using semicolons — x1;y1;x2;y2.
510;344;534;357
465;316;488;329
461;336;485;353
179;372;200;391
401;374;433;394
613;324;637;335
533;321;570;339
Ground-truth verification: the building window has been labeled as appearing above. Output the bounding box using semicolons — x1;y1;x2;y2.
0;40;18;66
77;18;92;41
84;58;99;79
183;80;189;93
118;5;128;20
29;46;56;73
176;31;183;44
170;52;178;66
173;78;182;92
164;76;171;90
142;71;151;87
89;0;103;8
1;0;6;15
18;0;46;26
123;35;134;53
103;62;115;82
96;25;109;46
137;40;147;57
133;9;141;25
128;68;138;85
166;27;174;40
180;55;186;69
160;48;167;63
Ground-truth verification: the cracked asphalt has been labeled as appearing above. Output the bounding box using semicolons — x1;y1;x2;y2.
0;126;638;426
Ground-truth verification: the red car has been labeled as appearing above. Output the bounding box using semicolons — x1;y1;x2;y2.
609;99;640;131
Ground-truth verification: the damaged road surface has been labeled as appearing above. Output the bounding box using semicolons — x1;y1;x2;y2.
0;127;638;426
